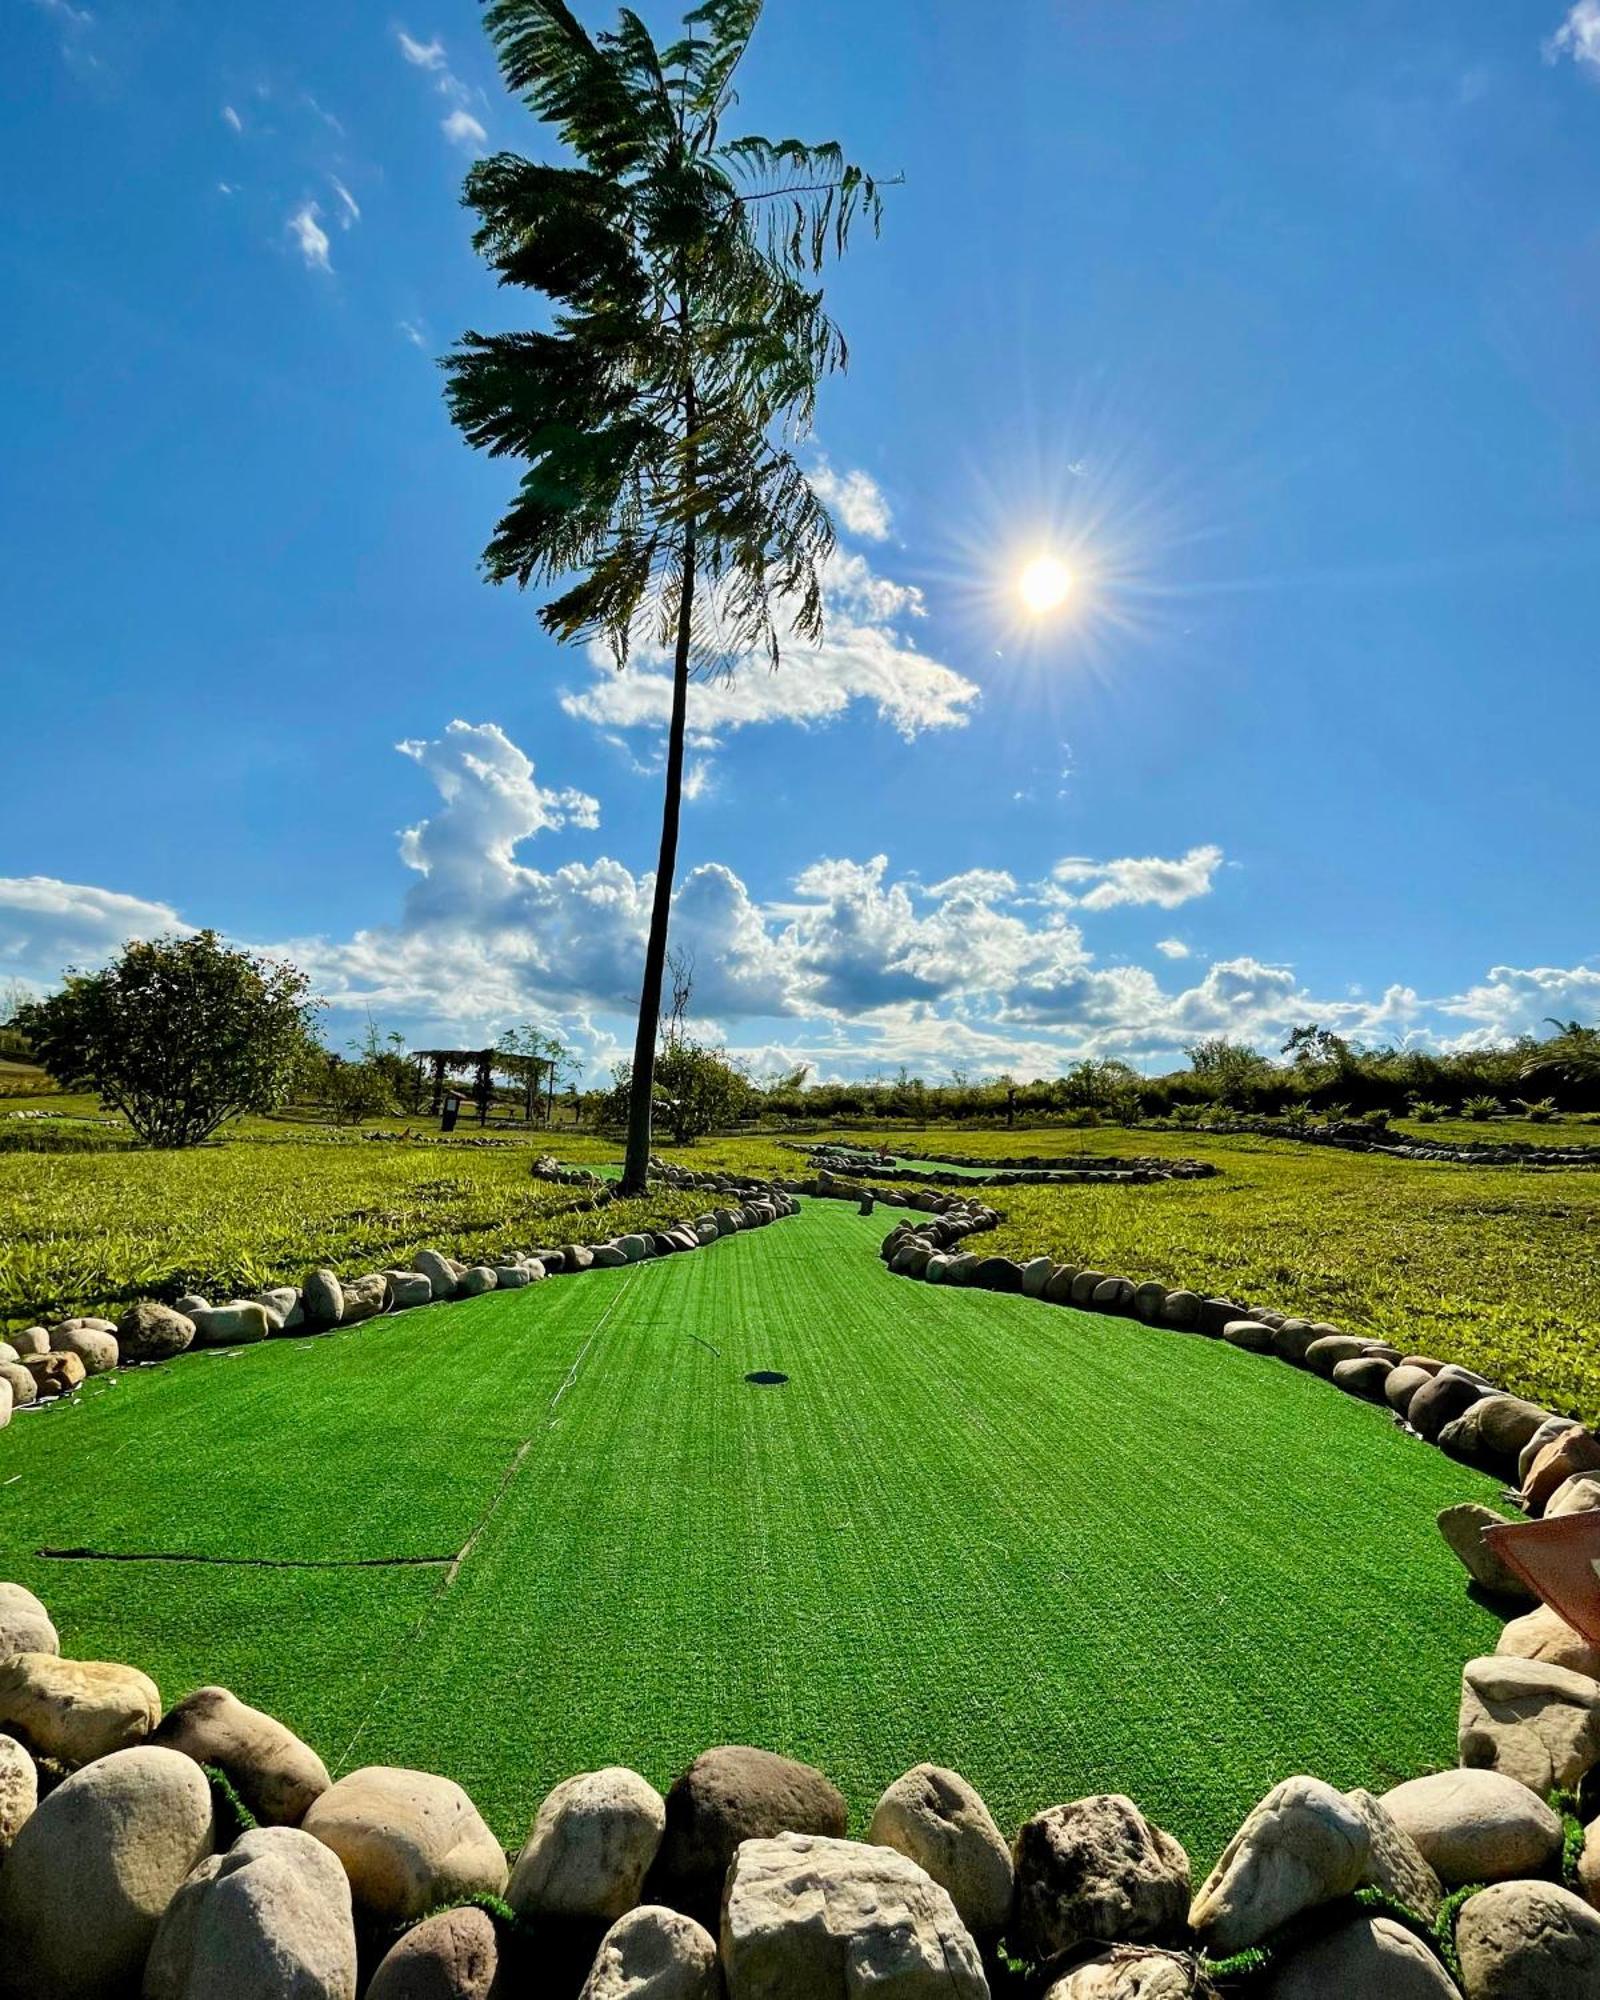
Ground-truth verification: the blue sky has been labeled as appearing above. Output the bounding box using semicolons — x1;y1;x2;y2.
4;0;1598;1083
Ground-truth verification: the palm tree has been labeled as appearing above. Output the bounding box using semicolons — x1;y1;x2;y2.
446;0;885;1192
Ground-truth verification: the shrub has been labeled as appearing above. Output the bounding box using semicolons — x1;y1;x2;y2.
1462;1094;1501;1122
1515;1097;1558;1124
1360;1107;1392;1130
16;931;319;1149
1408;1099;1445;1123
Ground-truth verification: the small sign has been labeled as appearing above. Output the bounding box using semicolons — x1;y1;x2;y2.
1482;1513;1600;1646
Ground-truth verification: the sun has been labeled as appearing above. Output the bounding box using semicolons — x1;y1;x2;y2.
1018;552;1075;616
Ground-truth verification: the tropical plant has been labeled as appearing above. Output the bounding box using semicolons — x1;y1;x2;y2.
446;0;885;1190
1515;1097;1558;1124
16;931;319;1148
1462;1094;1501;1122
1408;1098;1445;1123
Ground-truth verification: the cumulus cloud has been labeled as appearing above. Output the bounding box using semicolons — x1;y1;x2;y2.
1049;844;1223;911
287;202;331;271
809;460;892;541
1546;2;1600;72
0;878;189;989
441;106;488;150
1435;962;1600;1046
1156;937;1190;958
562;543;978;748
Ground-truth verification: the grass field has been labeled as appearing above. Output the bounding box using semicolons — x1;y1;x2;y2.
2;1197;1506;1869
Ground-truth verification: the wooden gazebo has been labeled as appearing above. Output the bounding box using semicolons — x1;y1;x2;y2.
411;1048;553;1126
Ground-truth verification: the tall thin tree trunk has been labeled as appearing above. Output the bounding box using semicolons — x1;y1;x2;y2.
621;520;696;1196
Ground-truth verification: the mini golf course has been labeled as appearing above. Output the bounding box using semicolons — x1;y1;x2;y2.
0;1197;1507;1866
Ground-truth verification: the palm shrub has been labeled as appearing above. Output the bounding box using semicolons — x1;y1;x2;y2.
446;0;884;1192
1462;1094;1502;1122
1515;1097;1558;1124
1408;1099;1445;1123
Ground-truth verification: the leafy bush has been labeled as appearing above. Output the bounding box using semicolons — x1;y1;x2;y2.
1462;1095;1501;1122
1408;1099;1445;1123
1516;1097;1557;1124
16;932;319;1149
1360;1107;1392;1130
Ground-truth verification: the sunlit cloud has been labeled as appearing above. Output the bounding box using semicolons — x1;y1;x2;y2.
442;106;488;150
1546;2;1600;73
287;202;331;272
809;459;893;541
222;103;243;134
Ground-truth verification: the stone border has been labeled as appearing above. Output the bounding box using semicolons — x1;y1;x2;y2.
790;1142;1217;1187
1159;1116;1600;1170
0;1185;804;1427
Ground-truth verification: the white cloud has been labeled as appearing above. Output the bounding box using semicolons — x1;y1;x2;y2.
330;177;360;228
1156;937;1190;959
0;878;188;988
442;107;488;150
1435;962;1600;1046
809;460;892;541
1050;844;1223;911
562;541;978;749
28;0;91;26
287;202;331;272
1546;2;1600;72
398;319;428;350
397;30;447;69
221;103;243;133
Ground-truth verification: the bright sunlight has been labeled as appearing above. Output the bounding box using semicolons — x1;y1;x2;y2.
1018;552;1076;615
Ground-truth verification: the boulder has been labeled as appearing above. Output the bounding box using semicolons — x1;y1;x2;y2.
590;1246;630;1270
1454;1878;1600;1998
1460;1654;1600;1793
1550;1476;1600;1519
1013;1794;1189;1963
1385;1363;1434;1416
648;1745;847;1927
255;1285;302;1329
1269;1319;1317;1363
0;1582;58;1659
1436;1503;1536;1601
1159;1290;1201;1329
0;1375;11;1428
174;1295;210;1318
1381;1767;1563;1884
1304;1334;1368;1375
24;1351;86;1398
868;1763;1013;1941
1020;1257;1056;1298
720;1831;986;1998
143;1824;357;2000
1526;1428;1600;1515
11;1326;50;1357
412;1251;461;1301
301;1766;508;1924
0;1651;161;1763
507;1765;665;1924
190;1301;273;1347
1521;1415;1583;1486
1091;1277;1135;1312
0;1744;215;1999
1132;1282;1168;1324
492;1265;531;1289
1408;1368;1489;1442
0;1733;37;1858
49;1322;119;1373
580;1905;721;1999
1187;1776;1367;1955
1260;1914;1459;1998
117;1302;196;1363
339;1274;388;1324
385;1272;433;1310
366;1903;510;2000
1043;1949;1198;1998
1437;1395;1552;1468
152;1685;331;1826
1198;1298;1247;1336
565;1245;598;1273
1331;1355;1393;1400
1222;1320;1275;1353
1496;1600;1600;1679
0;1361;37;1407
302;1269;344;1329
1043;1267;1080;1305
458;1266;498;1297
617;1235;652;1262
1345;1788;1443;1921
1069;1270;1108;1305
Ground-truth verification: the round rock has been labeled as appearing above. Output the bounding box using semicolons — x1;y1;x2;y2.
579;1905;721;1999
152;1685;331;1827
1380;1768;1563;1884
648;1745;847;1928
0;1651;161;1764
116;1302;196;1362
0;1582;58;1660
507;1765;666;1924
366;1903;509;2000
1261;1913;1459;1998
1454;1878;1600;1999
301;1766;508;1924
0;1734;37;1859
0;1744;216;1999
143;1824;357;2000
868;1763;1013;1941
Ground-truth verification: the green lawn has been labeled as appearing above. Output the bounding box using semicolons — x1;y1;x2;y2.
2;1198;1505;1870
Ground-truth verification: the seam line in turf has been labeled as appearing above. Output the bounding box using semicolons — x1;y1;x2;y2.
32;1548;454;1569
329;1261;648;1776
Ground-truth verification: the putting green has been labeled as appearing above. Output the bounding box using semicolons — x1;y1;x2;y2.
0;1199;1505;1866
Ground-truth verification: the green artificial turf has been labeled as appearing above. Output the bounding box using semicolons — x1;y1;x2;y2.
1;1199;1507;1868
